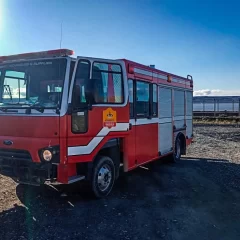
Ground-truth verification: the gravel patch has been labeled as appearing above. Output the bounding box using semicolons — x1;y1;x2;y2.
187;125;240;163
0;125;240;240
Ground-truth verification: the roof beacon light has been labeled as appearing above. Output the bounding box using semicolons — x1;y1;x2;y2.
0;49;74;63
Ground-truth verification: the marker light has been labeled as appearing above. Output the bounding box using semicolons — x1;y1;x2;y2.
128;64;134;74
167;75;172;83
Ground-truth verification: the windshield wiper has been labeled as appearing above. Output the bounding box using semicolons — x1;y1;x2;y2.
0;103;25;112
25;102;60;114
0;102;59;114
0;103;44;113
25;102;45;114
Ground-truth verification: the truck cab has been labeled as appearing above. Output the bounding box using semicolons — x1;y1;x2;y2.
0;49;129;197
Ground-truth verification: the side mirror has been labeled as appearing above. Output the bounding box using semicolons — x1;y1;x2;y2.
71;85;80;109
70;79;95;111
67;102;73;114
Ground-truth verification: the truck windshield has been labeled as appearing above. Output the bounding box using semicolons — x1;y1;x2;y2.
0;58;67;109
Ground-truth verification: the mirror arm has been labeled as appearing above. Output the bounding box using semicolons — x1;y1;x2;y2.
67;102;73;114
87;103;92;111
68;102;92;113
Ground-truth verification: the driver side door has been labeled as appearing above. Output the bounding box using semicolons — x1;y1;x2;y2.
66;58;129;163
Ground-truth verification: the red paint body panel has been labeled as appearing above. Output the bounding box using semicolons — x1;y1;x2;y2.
67;105;130;166
186;138;193;146
124;127;136;170
122;59;192;90
59;116;68;164
123;123;159;170
0;135;59;162
135;124;159;164
67;163;77;176
57;164;68;183
67;106;129;148
0;116;59;162
68;132;129;163
0;116;59;138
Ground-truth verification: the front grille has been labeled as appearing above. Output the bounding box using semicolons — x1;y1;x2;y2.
0;148;32;161
0;149;57;185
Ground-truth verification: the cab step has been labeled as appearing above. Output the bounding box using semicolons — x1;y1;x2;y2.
68;175;85;184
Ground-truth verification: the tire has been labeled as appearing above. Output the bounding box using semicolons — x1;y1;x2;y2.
167;137;182;163
91;155;115;198
173;137;182;162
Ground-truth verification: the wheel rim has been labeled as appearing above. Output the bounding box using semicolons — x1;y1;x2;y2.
175;140;181;159
97;164;112;192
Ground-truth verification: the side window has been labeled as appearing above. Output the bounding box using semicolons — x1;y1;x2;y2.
174;90;185;116
136;81;150;118
3;71;26;102
159;87;172;118
71;60;90;134
186;91;193;116
92;62;123;104
128;80;134;118
72;60;90;105
152;84;158;117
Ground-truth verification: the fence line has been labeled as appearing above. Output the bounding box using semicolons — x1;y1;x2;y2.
193;97;240;117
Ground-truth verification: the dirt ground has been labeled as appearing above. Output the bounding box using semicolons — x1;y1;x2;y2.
0;125;240;240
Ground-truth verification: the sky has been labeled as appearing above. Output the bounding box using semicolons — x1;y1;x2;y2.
0;0;240;96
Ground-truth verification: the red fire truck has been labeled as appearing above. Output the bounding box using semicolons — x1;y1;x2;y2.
0;49;193;198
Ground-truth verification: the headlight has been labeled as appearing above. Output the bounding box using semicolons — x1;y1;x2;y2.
38;146;60;163
42;150;52;161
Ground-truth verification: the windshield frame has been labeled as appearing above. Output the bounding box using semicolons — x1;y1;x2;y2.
0;57;71;116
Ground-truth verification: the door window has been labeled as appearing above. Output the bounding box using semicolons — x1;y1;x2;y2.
92;62;123;104
72;60;90;105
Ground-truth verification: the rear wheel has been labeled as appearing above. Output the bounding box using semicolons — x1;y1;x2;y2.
167;137;182;163
174;138;181;162
91;156;115;198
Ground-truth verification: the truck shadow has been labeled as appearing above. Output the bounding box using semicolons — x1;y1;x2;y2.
1;157;240;239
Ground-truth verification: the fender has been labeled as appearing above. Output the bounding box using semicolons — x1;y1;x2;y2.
86;138;121;180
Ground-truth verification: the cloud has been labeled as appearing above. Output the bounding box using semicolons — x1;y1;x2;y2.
194;89;240;97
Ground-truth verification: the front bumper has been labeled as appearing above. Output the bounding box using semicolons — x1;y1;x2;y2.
0;155;57;186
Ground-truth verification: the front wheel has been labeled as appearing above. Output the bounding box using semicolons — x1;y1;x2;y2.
91;156;115;198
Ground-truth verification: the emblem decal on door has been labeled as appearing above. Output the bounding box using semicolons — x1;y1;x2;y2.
103;108;117;128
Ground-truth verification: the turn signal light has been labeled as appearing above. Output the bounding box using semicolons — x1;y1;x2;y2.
128;64;134;74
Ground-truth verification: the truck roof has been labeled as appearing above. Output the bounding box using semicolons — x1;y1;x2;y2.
121;58;192;81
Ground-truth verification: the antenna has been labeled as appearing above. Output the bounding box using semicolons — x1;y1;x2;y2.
60;22;63;49
57;21;63;112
